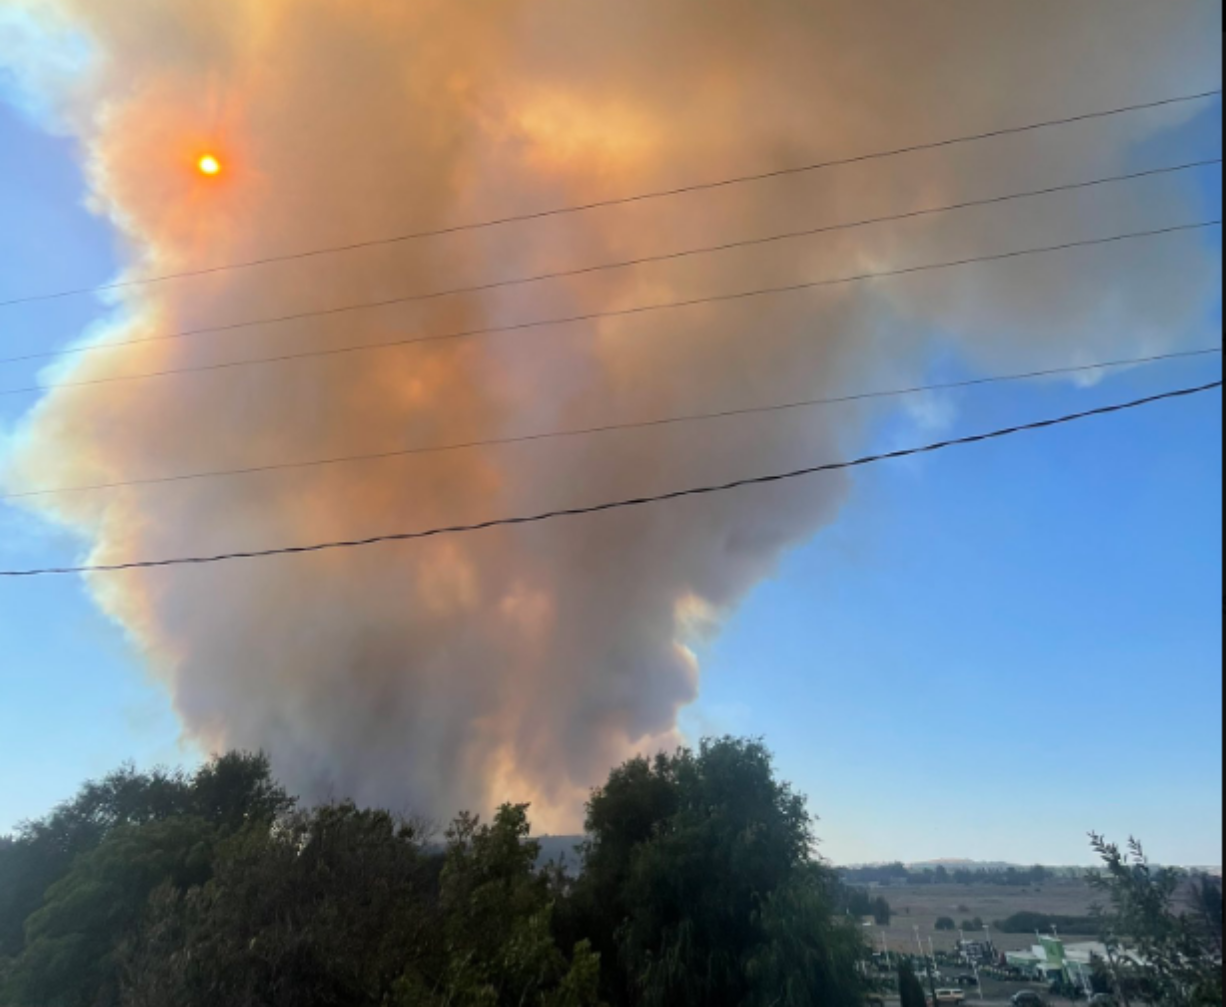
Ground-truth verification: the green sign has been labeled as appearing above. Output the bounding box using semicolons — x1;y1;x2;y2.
1040;936;1066;965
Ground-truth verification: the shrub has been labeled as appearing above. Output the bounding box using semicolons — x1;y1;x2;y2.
994;912;1099;935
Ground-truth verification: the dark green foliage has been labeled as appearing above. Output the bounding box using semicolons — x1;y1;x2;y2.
1050;978;1086;1001
428;804;603;1006
1089;955;1114;995
743;867;867;1007
113;802;602;1007
188;750;297;828
119;803;439;1006
1087;834;1224;1007
0;753;289;1006
0;752;291;961
935;917;957;931
842;864;1054;888
4;817;216;1007
840;884;875;918
1185;874;1223;958
573;736;859;1007
837;886;892;926
841;863;911;885
836;883;893;927
0;738;873;1007
995;912;1101;935
0;762;189;962
899;960;928;1007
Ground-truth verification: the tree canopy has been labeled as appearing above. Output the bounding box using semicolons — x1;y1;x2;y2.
1087;834;1223;1007
898;960;928;1007
572;738;862;1006
0;738;870;1007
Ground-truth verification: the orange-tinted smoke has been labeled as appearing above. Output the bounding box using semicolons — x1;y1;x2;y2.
2;0;1220;828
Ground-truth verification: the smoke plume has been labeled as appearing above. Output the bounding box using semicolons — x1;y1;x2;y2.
2;1;1220;828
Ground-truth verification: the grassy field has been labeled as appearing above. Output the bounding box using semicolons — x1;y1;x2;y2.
868;881;1100;954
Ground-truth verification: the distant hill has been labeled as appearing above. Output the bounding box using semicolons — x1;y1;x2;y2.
841;859;1221;874
840;860;1033;870
533;847;1220;875
535;835;584;871
908;860;1023;871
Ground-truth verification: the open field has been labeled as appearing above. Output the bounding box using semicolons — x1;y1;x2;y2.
867;881;1100;954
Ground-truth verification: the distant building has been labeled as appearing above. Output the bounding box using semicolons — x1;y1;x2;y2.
1006;936;1109;990
957;940;994;963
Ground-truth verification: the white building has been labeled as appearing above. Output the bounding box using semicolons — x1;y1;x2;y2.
1006;936;1112;990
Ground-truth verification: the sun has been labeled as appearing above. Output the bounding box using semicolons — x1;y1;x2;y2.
197;154;222;176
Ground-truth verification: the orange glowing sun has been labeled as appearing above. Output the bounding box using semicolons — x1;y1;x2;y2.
197;154;222;176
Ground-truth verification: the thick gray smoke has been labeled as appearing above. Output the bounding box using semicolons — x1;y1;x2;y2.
2;0;1220;828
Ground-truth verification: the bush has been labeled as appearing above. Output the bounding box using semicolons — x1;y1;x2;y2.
994;912;1099;935
935;917;957;931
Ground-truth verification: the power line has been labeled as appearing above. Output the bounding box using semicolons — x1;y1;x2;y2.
5;158;1219;368
3;379;1219;578
2;347;1219;500
2;219;1218;399
0;88;1217;308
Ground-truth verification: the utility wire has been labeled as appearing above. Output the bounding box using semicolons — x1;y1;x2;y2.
1;219;1218;398
3;379;1219;578
2;347;1219;500
4;158;1219;368
0;87;1218;308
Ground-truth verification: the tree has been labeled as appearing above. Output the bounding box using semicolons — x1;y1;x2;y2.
113;801;603;1007
119;803;441;1006
3;816;217;1007
744;866;865;1007
936;917;957;931
875;897;893;926
429;804;602;1006
1089;955;1115;995
1050;978;1086;1002
1185;874;1223;959
2;744;869;1007
836;884;875;919
187;751;295;827
0;763;191;963
573;737;859;1007
0;752;289;965
1087;833;1223;1007
0;753;289;1007
899;960;928;1007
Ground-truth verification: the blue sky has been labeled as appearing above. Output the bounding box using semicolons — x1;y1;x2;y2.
0;89;1221;865
0;99;189;827
682;101;1224;865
